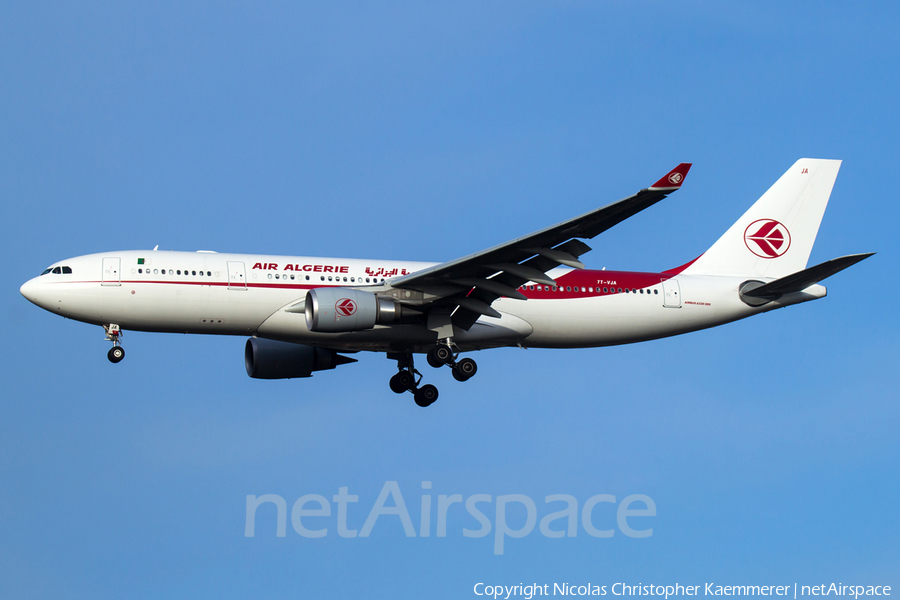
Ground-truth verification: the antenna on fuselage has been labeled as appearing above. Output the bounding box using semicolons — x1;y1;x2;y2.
153;245;159;251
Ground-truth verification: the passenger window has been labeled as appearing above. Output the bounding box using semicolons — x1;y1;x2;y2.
192;270;196;276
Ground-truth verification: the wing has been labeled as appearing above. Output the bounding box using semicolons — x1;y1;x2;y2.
390;163;692;330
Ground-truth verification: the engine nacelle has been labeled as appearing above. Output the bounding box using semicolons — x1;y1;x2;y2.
305;287;403;333
244;338;356;379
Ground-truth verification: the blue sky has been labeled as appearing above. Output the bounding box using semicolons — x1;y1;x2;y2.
1;1;898;598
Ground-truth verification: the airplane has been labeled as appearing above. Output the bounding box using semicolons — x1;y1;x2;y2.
20;158;872;407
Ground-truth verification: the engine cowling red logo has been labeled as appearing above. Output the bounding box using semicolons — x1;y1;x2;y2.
335;298;357;317
744;219;791;258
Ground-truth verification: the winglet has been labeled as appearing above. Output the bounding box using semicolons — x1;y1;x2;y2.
649;163;692;190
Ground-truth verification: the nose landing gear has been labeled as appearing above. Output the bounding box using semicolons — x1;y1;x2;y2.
104;324;125;363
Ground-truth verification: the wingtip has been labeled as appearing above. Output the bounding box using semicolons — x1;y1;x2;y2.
649;163;692;190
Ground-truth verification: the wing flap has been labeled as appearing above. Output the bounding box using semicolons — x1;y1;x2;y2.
456;297;503;319
449;278;528;300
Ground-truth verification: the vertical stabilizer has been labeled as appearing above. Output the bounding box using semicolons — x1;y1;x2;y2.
681;159;841;279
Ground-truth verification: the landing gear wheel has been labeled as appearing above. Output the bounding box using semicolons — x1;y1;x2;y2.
390;371;416;394
108;346;125;363
389;373;406;394
452;357;477;381
414;384;439;407
427;345;454;368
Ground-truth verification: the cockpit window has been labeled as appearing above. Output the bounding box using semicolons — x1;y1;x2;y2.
41;266;73;275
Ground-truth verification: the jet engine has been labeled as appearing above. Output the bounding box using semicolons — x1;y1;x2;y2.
244;338;357;379
305;287;406;333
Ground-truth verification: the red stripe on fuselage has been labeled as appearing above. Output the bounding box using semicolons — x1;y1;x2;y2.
517;270;671;299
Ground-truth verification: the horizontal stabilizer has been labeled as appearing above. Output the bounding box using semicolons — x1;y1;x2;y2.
742;253;874;300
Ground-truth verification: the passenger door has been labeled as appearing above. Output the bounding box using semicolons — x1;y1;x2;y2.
101;257;121;286
662;278;681;308
227;261;247;290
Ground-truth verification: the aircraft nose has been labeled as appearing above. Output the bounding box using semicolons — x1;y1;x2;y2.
20;277;43;306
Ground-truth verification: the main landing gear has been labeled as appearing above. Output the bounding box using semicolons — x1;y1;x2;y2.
386;342;478;408
104;324;125;363
426;341;477;382
388;352;439;407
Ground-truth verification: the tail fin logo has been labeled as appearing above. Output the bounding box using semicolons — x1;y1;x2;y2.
668;172;684;185
335;298;357;317
744;219;792;259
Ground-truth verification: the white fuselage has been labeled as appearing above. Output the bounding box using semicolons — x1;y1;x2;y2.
20;250;826;353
